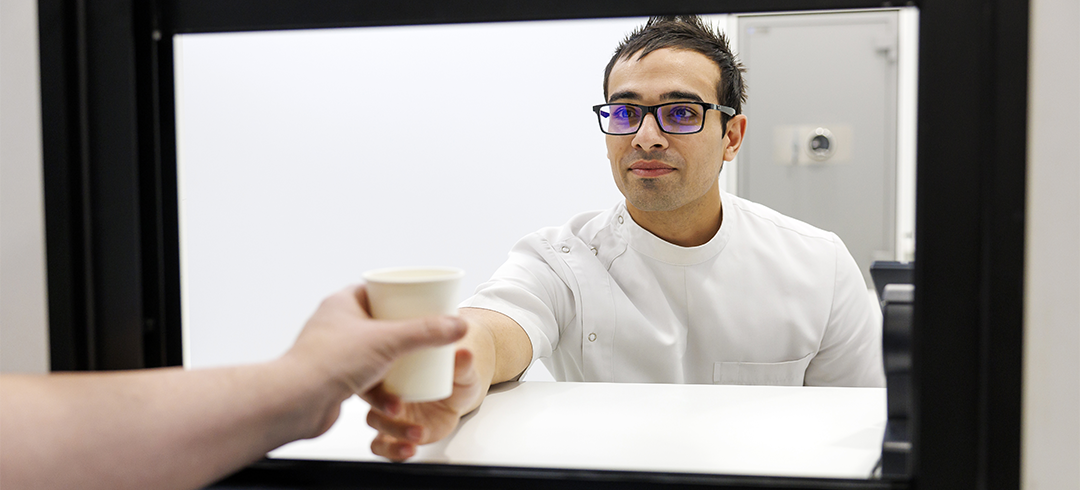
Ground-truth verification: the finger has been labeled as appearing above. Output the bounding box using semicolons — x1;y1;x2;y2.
353;284;374;319
453;348;478;386
378;315;468;357
366;410;426;443
360;384;403;416
441;348;483;413
371;433;417;461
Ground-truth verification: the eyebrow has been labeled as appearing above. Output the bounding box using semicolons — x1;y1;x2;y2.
608;90;706;103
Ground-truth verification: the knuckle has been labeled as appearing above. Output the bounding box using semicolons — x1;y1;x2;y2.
419;316;443;337
319;291;347;310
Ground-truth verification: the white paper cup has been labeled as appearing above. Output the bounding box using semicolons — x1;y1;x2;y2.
363;266;464;402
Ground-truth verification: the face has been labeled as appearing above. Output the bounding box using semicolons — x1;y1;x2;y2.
604;48;743;214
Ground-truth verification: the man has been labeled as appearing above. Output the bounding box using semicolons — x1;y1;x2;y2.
366;15;884;461
0;285;467;490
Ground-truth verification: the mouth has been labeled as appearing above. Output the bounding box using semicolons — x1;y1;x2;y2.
629;160;676;178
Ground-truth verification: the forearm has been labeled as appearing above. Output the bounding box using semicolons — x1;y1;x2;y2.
0;360;343;490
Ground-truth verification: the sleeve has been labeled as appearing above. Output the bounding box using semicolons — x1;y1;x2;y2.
803;233;887;387
458;232;578;366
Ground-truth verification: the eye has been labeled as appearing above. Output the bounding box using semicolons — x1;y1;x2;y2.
611;105;641;120
666;104;700;123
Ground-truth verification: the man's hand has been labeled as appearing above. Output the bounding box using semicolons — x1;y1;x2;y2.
362;348;486;461
359;307;534;461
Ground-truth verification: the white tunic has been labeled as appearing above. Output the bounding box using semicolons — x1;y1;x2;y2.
461;191;885;387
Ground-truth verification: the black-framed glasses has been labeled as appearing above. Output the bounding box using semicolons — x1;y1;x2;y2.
592;102;736;135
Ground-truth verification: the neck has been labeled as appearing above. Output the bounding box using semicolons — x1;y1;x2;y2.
625;185;723;247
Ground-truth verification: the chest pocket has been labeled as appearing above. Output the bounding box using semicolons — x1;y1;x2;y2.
713;353;814;386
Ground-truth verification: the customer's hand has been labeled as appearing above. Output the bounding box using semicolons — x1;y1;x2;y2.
363;347;486;461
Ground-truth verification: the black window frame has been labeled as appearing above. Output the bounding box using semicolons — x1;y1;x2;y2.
37;0;1026;488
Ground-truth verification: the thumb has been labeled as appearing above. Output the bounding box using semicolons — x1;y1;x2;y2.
377;315;468;357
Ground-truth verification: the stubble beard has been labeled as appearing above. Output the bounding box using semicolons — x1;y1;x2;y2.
619;149;685;213
626;178;682;212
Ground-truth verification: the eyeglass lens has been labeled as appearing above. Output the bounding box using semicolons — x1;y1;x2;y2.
597;103;705;134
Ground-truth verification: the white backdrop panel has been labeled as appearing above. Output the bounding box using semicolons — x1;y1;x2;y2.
176;17;737;368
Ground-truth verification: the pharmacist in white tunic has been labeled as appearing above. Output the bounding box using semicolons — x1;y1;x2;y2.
364;16;884;462
460;192;885;387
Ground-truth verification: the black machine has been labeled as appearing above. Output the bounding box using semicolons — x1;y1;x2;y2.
872;261;914;477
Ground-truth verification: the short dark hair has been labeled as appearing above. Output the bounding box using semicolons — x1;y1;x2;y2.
603;15;747;120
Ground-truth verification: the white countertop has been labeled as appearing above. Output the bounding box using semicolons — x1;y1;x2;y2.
270;381;886;479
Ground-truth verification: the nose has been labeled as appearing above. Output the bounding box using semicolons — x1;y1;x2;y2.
631;113;669;150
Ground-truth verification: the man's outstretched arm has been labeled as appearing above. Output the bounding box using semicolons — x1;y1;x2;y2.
0;285;467;490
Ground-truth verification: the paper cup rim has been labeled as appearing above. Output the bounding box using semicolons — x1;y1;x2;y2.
362;266;465;284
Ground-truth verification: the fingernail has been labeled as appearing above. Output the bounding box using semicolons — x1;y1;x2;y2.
407;426;424;442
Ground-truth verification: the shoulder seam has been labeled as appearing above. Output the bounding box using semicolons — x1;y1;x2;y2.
733;199;835;242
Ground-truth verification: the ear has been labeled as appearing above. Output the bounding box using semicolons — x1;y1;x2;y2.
722;114;748;162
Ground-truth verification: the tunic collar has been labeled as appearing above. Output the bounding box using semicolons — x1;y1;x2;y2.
613;193;733;266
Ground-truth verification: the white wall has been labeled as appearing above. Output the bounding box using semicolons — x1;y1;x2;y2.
173;19;643;369
0;0;50;373
1022;0;1080;488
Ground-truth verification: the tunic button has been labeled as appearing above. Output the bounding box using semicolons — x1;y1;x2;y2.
590;247;597;255
617;215;624;224
561;245;570;253
588;333;597;342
